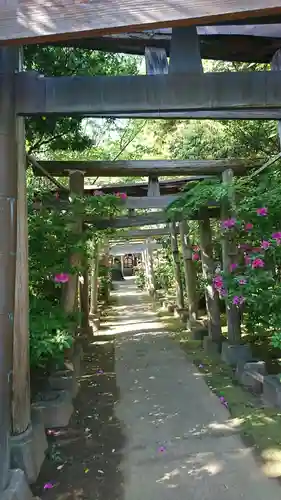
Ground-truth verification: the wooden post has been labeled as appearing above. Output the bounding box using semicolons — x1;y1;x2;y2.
169;26;203;74
145;239;156;295
80;264;89;331
271;49;281;146
145;175;160;295
170;222;185;310
221;169;241;344
0;47;19;490
179;220;198;324
144;46;167;296
148;176;161;197
63;171;84;314
12;87;30;436
90;241;100;316
101;241;110;304
199;218;222;341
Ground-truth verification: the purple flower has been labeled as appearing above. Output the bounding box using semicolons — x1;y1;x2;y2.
256;207;268;216
261;240;270;250
272;232;281;240
233;296;245;306
229;263;238;272
221;218;236;230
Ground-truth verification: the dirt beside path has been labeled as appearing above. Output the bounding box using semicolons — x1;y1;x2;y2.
32;340;125;500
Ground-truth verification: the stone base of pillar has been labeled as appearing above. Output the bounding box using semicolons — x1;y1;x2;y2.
49;368;79;399
10;411;47;484
32;390;74;429
190;327;208;342
221;342;252;367
203;336;223;355
263;375;281;408
1;469;35;500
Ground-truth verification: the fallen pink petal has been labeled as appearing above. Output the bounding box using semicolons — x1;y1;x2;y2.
43;482;54;490
158;446;166;453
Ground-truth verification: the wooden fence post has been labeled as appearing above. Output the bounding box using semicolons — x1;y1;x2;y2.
0;46;20;491
199;217;222;342
179;220;198;324
90;240;100;317
12;105;30;437
170;222;185;310
63;171;84;315
221;169;242;344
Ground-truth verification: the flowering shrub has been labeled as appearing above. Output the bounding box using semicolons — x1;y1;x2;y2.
29;186;124;368
168;170;281;351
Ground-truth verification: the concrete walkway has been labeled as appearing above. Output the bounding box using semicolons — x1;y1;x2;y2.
102;279;281;500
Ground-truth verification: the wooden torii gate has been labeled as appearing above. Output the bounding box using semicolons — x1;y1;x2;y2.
1;3;281;498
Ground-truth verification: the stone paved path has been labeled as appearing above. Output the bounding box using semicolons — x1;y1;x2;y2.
106;279;281;500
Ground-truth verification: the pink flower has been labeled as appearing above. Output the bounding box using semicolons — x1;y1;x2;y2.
229;263;238;272
213;275;223;290
219;287;227;297
233;296;245;306
252;258;264;269
94;190;104;196
192;252;200;261
221;218;236;230
54;273;69;283
238;278;247;285
245;222;253;231
119;192;127;200
115;192;127;199
261;240;270;250
193;245;200;251
256;207;268;216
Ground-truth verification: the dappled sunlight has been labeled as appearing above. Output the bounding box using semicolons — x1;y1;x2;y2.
156;457;223;487
262;448;281;478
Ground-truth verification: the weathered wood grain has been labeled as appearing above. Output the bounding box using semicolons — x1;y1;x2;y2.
86;207;219;229
2;1;281;44
111;228;174;239
17;71;281;118
34;159;256;177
